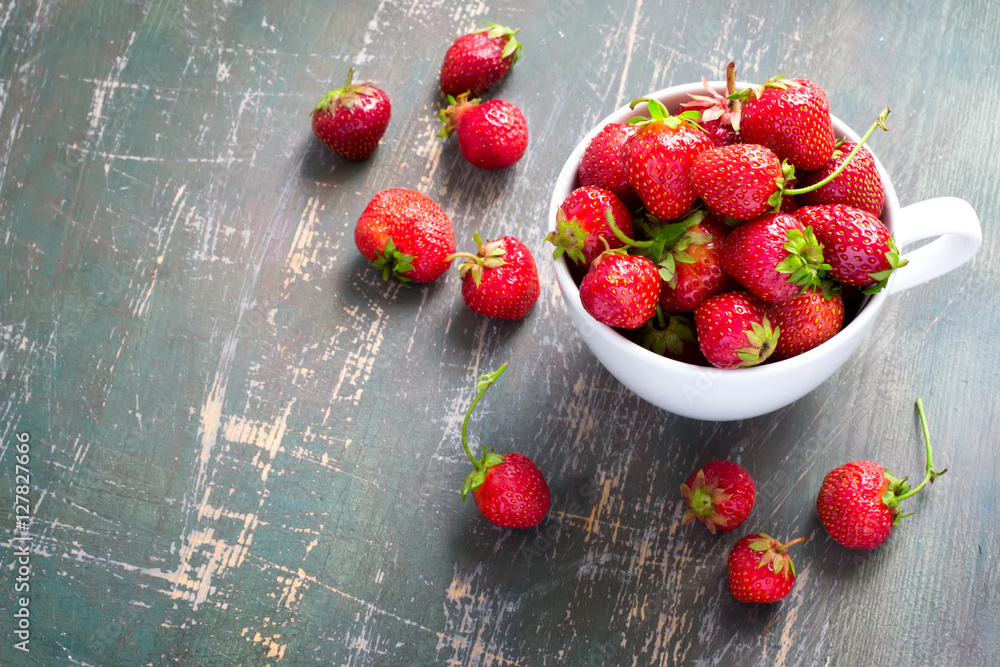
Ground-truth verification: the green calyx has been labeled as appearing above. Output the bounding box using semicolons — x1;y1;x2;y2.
882;397;947;524
636;309;698;358
437;92;479;138
627;97;702;130
749;534;807;578
546;209;590;265
863;236;908;295
459;362;509;501
777;226;835;295
474;22;523;63
633;209;711;286
313;68;380;114
735;316;779;367
446;232;508;287
729;73;793;103
371;236;415;283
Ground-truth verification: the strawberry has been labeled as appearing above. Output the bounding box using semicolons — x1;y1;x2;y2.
795;141;885;216
354;188;456;283
718;212;830;304
546;186;634;269
680;460;755;533
311;69;392;161
817;398;944;549
460;363;550;529
632;310;707;365
449;233;540;320
576;122;641;208
620;97;713;221
678;61;743;147
439;22;522;97
579;250;661;329
689;143;792;221
439;93;528;169
694;291;779;369
737;76;835;170
795;203;907;293
766;287;845;361
728;534;806;603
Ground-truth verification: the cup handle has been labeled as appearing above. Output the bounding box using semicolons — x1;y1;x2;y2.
887;196;982;295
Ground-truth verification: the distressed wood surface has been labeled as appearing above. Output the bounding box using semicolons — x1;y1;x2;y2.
1;0;998;665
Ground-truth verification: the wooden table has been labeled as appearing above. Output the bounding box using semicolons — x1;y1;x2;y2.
2;1;997;664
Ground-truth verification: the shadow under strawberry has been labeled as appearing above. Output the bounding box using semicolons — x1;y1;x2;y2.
296;136;373;187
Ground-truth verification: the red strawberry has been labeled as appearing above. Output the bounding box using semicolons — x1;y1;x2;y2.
439;22;522;97
738;76;835;170
311;69;391;160
690;143;792;221
576;122;641;208
766;287;845;361
796;141;885;216
450;233;540;320
547;186;634;269
460;363;550;529
817;398;944;549
620;97;712;221
694;291;779;369
718;213;830;304
632;311;707;365
728;534;806;603
795;204;907;293
678;61;743;147
439;94;528;169
680;460;755;533
579;251;661;329
354;188;456;283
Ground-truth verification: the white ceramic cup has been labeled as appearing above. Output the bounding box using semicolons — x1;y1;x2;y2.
551;82;982;421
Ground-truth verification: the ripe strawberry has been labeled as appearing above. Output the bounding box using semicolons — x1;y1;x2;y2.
694;291;779;369
728;534;806;603
620;97;713;221
795;141;885;216
680;460;755;533
690;143;792;221
678;61;743;147
766;287;845;361
354;188;456;283
632;311;707;365
795;204;907;293
718;213;830;304
460;363;550;529
311;69;391;161
439;94;528;169
547;186;634;269
576;122;641;208
579;250;661;329
817;398;944;549
439;22;522;97
450;233;540;320
738;76;835;170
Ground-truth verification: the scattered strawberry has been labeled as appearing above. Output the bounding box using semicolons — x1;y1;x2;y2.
678;61;743;146
449;233;540;320
579;250;661;329
728;534;806;603
460;363;551;529
439;22;522;97
354;188;456;283
689;143;791;221
632;310;707;365
311;69;391;160
796;141;885;216
439;93;528;169
576;122;641;208
795;203;907;293
817;398;944;549
737;76;835;170
547;186;634;269
621;97;713;221
718;213;830;304
766;287;845;361
680;460;755;533
694;291;779;368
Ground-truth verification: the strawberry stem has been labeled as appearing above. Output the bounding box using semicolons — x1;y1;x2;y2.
782;107;890;196
461;362;509;470
780;537;807;550
895;397;946;502
605;209;652;248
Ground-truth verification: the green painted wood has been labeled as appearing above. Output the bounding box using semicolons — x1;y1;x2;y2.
1;0;998;664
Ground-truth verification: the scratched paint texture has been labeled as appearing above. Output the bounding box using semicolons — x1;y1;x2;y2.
1;0;999;665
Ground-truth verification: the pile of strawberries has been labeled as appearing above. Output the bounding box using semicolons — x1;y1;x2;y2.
550;63;905;369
